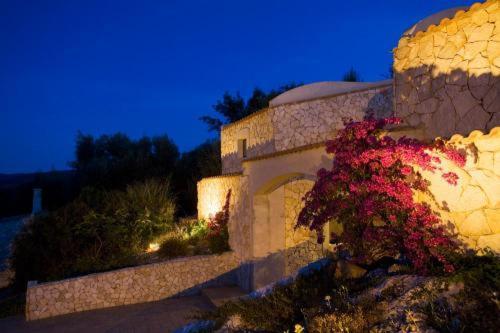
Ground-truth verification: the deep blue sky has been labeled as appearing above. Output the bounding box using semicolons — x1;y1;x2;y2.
0;0;476;173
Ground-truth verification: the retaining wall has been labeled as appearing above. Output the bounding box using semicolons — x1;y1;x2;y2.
26;252;239;320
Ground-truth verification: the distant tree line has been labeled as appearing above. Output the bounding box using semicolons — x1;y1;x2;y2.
1;68;364;219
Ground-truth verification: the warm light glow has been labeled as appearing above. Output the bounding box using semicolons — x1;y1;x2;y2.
147;242;160;253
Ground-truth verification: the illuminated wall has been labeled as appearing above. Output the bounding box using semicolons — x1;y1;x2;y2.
417;126;500;252
197;174;252;261
394;0;500;139
283;179;323;276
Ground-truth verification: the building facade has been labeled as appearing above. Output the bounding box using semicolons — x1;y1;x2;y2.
198;0;500;291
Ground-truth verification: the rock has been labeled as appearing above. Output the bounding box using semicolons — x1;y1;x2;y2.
335;260;367;279
388;264;410;274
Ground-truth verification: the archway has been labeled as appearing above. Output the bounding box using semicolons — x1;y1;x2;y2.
251;173;317;289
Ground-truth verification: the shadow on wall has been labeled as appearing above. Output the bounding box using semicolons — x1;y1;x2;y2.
222;139;276;174
395;65;500;140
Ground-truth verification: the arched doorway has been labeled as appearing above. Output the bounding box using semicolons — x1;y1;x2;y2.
251;173;320;289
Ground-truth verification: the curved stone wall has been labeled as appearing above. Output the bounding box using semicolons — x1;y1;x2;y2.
416;126;500;252
394;0;500;139
197;174;251;261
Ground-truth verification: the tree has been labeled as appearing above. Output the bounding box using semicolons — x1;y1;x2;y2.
71;132;179;190
200;83;302;132
342;67;362;82
172;139;221;216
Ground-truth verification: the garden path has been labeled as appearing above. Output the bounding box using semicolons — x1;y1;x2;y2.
0;294;214;333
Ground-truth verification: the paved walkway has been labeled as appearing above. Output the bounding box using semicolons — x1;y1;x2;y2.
0;295;215;333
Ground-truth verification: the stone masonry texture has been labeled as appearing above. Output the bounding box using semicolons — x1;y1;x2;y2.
26;252;238;321
394;0;500;139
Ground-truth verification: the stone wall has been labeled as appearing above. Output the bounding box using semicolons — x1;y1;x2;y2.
283;179;324;276
272;86;393;152
221;84;393;173
221;110;274;173
394;0;500;139
417;126;500;252
26;252;239;321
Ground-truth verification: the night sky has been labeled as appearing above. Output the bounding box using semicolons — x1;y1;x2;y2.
0;0;477;173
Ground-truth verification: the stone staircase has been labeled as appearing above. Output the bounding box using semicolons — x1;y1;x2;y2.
201;286;247;307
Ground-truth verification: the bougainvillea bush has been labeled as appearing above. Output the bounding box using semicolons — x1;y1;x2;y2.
297;118;466;274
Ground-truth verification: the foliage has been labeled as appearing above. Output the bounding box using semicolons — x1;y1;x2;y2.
420;252;500;332
173;139;221;216
200;83;302;132
158;236;190;259
72;132;179;190
180;218;209;241
157;201;231;259
0;170;79;218
10;178;176;288
204;260;336;332
206;190;231;254
297;118;465;274
0;290;25;318
342;67;362;82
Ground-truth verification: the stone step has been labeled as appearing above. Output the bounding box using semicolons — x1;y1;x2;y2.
201;286;247;307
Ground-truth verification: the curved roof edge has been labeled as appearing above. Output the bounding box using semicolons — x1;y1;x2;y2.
269;79;393;107
402;7;468;38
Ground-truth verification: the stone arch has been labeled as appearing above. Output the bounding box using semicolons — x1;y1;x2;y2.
251;172;317;289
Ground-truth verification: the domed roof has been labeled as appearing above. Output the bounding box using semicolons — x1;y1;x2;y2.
269;80;392;107
402;7;468;37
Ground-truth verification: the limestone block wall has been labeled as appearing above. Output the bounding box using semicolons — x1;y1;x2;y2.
26;252;239;321
283;179;324;276
272;85;393;152
221;110;274;173
417;127;500;252
394;0;500;139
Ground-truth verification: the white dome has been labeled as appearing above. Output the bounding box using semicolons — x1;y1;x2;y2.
269;80;392;107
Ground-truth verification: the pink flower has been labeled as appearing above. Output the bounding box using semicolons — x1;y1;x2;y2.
296;117;461;274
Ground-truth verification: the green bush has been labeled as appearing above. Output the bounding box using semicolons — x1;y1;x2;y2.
10;178;176;289
157;236;190;259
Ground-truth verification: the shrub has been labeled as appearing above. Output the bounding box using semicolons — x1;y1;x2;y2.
10;178;176;288
158;236;190;259
204;259;336;332
420;252;500;332
297;118;464;274
206;190;231;254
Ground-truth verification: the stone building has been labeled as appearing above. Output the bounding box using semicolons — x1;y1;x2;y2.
25;0;500;321
197;0;500;292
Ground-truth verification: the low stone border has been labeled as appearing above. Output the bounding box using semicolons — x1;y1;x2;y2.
26;252;239;320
